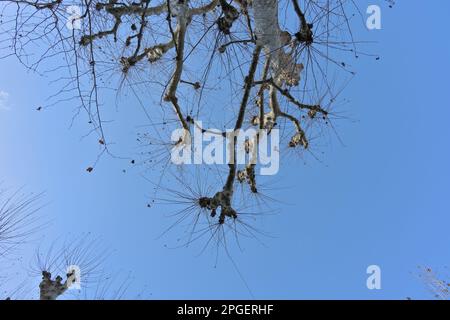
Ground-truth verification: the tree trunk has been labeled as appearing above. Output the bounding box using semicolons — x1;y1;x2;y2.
253;0;302;85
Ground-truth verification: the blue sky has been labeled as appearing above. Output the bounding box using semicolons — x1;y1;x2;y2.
1;0;450;299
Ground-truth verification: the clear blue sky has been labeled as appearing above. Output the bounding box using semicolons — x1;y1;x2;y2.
1;1;450;299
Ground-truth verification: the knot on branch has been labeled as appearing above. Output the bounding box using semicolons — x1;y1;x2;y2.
307;105;328;118
294;23;314;45
289;131;308;149
251;111;276;132
79;35;93;46
217;1;239;34
95;2;104;11
198;190;237;224
237;165;257;193
120;56;137;73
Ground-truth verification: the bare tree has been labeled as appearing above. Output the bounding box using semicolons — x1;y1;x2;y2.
0;1;379;248
30;234;110;300
0;187;133;300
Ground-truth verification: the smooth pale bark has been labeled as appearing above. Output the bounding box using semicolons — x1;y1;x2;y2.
252;0;302;85
253;0;282;74
252;0;306;149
